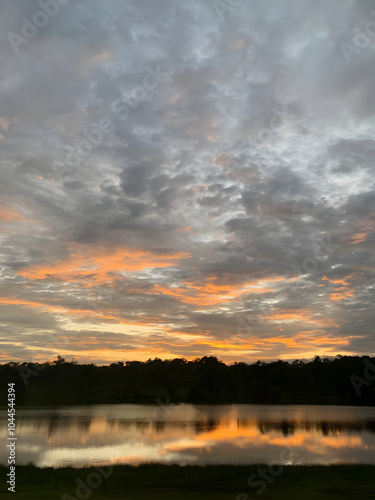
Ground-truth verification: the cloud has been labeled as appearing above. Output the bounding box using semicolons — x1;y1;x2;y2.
1;0;375;363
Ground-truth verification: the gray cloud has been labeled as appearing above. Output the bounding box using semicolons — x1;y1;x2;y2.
1;0;374;363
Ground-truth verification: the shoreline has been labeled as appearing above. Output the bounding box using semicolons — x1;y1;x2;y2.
2;400;375;408
1;464;375;499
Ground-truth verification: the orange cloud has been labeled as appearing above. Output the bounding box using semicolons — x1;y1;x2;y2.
347;218;375;244
348;232;369;244
0;296;111;321
321;276;348;285
0;206;27;222
17;245;191;285
321;275;355;302
149;275;290;306
330;291;354;301
262;309;337;327
0;295;173;332
156;326;350;357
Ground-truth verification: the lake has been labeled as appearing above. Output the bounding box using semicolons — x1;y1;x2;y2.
1;404;375;468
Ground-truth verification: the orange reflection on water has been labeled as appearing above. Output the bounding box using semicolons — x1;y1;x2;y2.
2;404;375;468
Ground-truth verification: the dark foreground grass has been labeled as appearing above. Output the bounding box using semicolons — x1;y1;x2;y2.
1;464;375;499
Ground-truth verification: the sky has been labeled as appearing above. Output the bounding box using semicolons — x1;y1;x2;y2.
1;0;375;365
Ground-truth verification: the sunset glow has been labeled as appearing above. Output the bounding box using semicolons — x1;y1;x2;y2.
1;0;374;365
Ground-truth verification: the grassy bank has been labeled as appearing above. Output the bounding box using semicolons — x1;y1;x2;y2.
1;464;375;499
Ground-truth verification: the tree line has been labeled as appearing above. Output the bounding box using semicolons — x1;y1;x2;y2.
0;355;374;406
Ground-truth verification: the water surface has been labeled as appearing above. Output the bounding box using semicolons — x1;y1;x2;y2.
1;404;375;468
